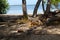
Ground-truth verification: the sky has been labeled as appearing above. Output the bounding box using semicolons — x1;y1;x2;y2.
8;0;37;5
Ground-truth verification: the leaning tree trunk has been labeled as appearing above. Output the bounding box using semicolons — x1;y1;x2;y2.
22;0;28;20
42;0;45;13
44;0;51;18
32;0;42;17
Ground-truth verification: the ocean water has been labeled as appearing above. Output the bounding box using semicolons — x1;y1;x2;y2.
7;5;60;15
7;5;44;15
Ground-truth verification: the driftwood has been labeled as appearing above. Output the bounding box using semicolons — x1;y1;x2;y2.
45;10;60;26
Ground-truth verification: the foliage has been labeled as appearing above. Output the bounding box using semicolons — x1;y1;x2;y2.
51;0;60;9
43;0;60;9
51;0;60;6
0;0;9;14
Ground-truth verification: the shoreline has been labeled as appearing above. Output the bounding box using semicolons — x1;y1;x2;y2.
7;12;44;15
0;13;43;16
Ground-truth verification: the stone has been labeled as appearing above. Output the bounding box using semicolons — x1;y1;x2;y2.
17;27;30;33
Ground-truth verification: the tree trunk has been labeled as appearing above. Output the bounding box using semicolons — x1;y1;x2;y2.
32;0;42;17
22;0;28;20
42;0;45;13
44;0;51;18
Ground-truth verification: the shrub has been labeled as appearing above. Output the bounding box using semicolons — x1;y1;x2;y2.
0;0;9;14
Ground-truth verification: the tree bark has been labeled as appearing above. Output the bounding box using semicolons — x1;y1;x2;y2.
32;0;42;17
44;0;51;18
42;0;45;13
22;0;28;20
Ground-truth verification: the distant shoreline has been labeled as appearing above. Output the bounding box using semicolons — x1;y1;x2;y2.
6;12;43;15
9;4;46;6
0;13;43;16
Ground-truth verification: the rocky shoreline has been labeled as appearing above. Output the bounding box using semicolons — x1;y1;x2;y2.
0;14;60;40
0;24;60;40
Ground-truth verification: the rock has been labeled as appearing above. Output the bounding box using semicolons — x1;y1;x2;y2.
31;20;43;26
0;25;7;30
29;17;43;26
45;28;60;34
55;13;60;17
9;30;18;34
32;26;43;35
17;27;30;33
